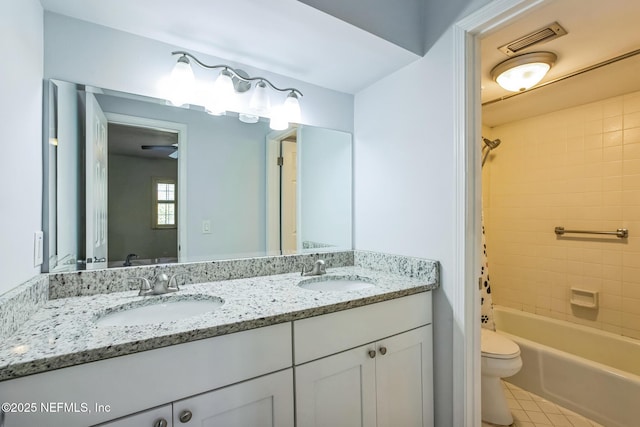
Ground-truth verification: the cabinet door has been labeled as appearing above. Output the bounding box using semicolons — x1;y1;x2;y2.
375;326;433;427
295;344;376;427
172;368;293;427
94;405;172;427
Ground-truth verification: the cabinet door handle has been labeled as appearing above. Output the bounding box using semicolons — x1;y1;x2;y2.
379;346;387;355
153;418;168;427
179;409;193;423
368;350;376;358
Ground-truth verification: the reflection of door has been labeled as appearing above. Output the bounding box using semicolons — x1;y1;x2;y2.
266;128;297;254
85;93;108;269
281;140;297;254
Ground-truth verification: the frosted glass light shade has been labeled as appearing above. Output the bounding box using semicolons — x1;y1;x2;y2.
167;57;195;107
204;97;225;116
211;69;236;112
249;81;271;115
491;52;556;92
283;92;301;123
270;106;289;130
495;62;550;92
239;113;259;124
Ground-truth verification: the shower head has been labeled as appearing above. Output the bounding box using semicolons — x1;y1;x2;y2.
481;137;501;166
483;137;501;150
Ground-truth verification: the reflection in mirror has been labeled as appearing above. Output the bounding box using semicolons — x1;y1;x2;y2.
43;80;352;272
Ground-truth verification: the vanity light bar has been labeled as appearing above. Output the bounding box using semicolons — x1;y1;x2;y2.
167;51;303;128
171;51;303;97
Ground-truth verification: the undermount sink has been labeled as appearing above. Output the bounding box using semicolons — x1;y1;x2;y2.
298;275;376;292
96;297;224;327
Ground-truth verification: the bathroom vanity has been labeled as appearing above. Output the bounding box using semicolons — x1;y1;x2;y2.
0;259;437;427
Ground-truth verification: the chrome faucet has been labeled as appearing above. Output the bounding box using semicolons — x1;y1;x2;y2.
301;259;327;276
132;273;187;296
124;253;138;267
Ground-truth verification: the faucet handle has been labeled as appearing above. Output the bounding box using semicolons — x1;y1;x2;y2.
314;259;327;275
169;273;189;290
128;277;151;295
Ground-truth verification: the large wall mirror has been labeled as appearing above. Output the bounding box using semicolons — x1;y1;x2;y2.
44;79;352;272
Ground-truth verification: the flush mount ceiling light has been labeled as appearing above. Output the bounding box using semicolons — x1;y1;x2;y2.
167;51;303;130
490;52;557;92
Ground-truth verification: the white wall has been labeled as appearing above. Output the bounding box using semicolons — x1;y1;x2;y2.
354;31;457;424
43;12;354;133
0;0;43;295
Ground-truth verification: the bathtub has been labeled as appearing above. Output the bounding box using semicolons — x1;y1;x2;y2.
494;306;640;427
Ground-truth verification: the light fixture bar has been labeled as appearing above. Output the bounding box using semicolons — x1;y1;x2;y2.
483;48;640;106
171;51;303;97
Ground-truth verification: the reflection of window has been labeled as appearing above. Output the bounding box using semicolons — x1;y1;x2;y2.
153;178;176;229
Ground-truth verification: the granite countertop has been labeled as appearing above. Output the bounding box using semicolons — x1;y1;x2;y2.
0;266;436;381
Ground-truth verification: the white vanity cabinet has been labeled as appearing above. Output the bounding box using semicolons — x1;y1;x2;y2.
0;291;433;427
293;292;433;427
1;323;293;427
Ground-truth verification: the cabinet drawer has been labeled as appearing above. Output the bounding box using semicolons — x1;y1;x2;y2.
293;292;431;364
93;405;172;427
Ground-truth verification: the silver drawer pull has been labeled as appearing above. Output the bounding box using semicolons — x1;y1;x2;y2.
153;418;168;427
179;409;193;423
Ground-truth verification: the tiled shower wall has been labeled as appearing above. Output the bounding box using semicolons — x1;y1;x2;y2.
483;90;640;340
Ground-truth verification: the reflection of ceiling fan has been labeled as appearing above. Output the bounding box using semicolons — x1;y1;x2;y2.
141;144;178;159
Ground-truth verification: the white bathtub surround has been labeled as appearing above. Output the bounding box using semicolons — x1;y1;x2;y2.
0;275;48;340
495;305;640;427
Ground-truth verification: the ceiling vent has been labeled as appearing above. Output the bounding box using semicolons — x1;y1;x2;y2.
498;22;567;56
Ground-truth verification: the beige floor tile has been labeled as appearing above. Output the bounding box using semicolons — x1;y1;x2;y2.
519;400;541;412
526;411;552;424
536;401;561;415
507;398;522;410
495;381;599;427
545;412;572;426
567;415;593;427
512;409;531;422
512;389;533;401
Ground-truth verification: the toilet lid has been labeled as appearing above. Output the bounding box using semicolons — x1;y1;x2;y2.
481;329;520;359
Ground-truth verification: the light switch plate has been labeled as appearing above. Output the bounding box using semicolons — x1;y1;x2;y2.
202;220;212;234
34;231;44;267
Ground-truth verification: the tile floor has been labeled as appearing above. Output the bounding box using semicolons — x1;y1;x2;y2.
481;381;603;427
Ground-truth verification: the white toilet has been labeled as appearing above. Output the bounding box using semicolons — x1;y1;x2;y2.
481;328;522;425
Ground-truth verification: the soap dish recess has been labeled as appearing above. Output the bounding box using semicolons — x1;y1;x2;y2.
570;288;598;309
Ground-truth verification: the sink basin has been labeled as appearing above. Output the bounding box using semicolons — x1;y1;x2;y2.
96;297;224;327
298;275;376;292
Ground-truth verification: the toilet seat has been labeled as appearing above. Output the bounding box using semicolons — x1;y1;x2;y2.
481;329;520;359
